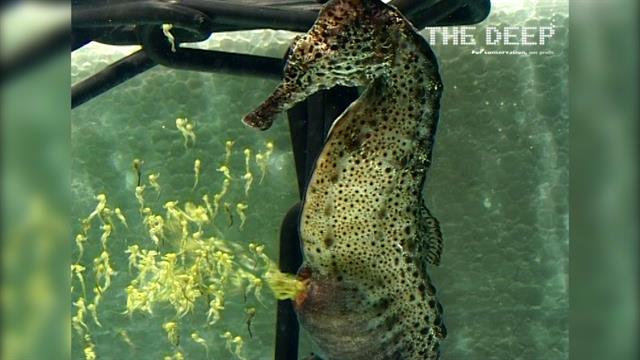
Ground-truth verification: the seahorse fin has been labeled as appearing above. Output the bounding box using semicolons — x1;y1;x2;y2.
418;203;444;266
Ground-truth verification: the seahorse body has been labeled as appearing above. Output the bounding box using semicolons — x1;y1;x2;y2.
243;0;446;359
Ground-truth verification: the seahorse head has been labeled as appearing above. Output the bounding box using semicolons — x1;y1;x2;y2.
243;0;397;130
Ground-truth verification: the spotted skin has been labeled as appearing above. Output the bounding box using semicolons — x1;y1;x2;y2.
243;0;446;359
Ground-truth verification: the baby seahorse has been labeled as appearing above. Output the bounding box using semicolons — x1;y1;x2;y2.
243;0;446;359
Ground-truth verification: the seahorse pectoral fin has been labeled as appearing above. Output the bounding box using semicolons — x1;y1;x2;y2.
418;203;444;266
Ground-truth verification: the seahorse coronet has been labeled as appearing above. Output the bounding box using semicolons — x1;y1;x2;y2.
244;1;446;359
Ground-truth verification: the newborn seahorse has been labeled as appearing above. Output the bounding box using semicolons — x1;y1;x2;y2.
243;0;446;359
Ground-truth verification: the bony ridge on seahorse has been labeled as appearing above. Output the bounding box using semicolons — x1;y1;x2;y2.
243;0;446;359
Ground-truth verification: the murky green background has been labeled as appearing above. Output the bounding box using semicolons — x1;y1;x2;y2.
71;1;568;359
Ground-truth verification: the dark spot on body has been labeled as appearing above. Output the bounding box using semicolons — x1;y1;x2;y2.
323;235;334;248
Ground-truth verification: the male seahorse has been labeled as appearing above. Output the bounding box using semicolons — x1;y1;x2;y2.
243;0;446;359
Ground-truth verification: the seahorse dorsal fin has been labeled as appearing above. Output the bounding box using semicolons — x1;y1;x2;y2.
418;203;444;266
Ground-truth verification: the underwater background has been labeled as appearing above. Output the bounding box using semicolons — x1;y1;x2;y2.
70;0;568;359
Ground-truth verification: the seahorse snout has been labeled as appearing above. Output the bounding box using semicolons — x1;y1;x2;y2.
242;83;293;130
242;106;275;130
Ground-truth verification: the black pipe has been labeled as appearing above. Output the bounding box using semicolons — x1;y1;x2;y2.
138;25;285;78
391;0;440;19
72;0;213;41
434;0;492;26
71;0;490;47
74;26;141;48
178;0;319;32
71;50;156;109
157;0;488;33
72;31;93;52
287;103;311;197
413;0;491;26
390;0;490;26
275;203;304;360
71;31;288;108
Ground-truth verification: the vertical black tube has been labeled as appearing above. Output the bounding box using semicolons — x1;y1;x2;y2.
287;103;310;196
275;203;304;360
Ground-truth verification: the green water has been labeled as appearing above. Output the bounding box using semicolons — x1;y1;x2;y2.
71;1;568;359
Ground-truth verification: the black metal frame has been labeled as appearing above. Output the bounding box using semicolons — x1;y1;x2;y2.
67;0;489;110
64;1;489;359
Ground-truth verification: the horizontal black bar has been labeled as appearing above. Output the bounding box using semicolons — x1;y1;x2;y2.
74;27;140;48
72;0;213;40
147;47;286;78
71;0;491;47
138;25;285;78
71;50;156;108
413;0;491;26
392;0;440;18
178;0;318;32
71;42;287;109
442;0;492;26
72;30;93;52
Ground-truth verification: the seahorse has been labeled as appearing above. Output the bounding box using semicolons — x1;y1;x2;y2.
243;0;446;359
